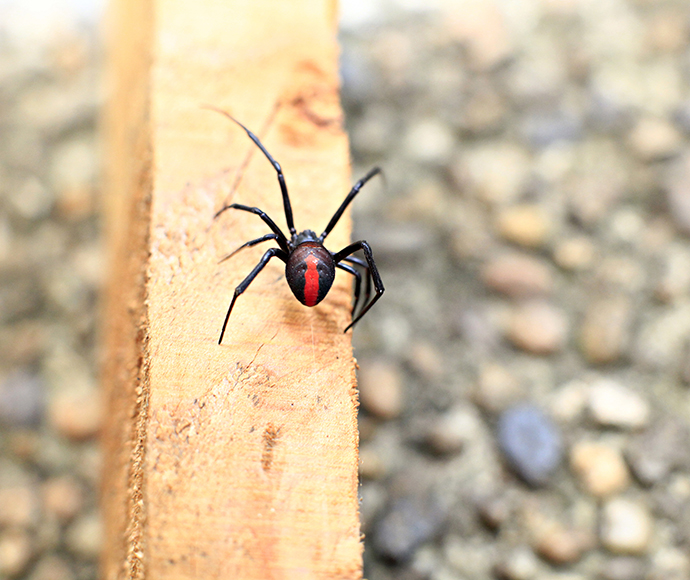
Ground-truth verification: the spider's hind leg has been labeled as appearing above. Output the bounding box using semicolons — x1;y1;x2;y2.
333;240;384;332
337;262;363;319
219;247;288;344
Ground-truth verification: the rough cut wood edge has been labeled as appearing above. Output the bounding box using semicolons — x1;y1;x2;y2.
101;0;362;579
101;0;152;578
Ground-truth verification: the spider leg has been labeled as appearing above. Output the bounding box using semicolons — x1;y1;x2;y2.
219;247;288;344
342;256;371;313
333;241;384;332
204;105;297;236
343;255;366;268
336;262;362;318
219;233;278;264
215;204;289;253
319;167;383;241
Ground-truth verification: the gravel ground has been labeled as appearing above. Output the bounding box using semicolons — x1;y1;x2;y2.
3;1;690;579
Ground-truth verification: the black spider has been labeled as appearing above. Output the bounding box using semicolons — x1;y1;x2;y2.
210;108;384;345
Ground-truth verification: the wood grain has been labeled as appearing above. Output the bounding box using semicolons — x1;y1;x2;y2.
101;0;362;578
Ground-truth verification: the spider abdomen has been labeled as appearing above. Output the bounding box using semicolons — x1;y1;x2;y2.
286;242;335;307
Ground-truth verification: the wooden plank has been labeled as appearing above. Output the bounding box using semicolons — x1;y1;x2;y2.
101;0;362;578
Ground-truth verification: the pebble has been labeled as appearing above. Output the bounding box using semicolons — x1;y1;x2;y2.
454;303;504;354
0;369;45;427
443;3;513;71
453;142;531;205
645;9;688;53
27;555;74;580
664;151;690;235
481;252;554;297
358;359;404;420
497;404;563;486
359;445;387;480
654;245;690;303
563;141;628;225
459;82;507;135
627;116;682;161
65;511;102;559
374;493;446;561
552;237;596;271
506;300;569;355
443;535;495;578
0;529;32;577
520;110;582;149
359;482;386;534
0;484;40;527
473;363;523;414
477;492;516;531
494;546;540;580
601;498;653;555
49;134;97;200
506;42;566;104
599;557;646;580
674;98;690;132
578;295;633;364
48;388;102;441
390;178;448;224
350;106;396;156
531;521;591;565
447;199;493;261
625;419;690;485
359;222;433;261
682;342;690;386
549;379;589;423
404;118;455;164
587;379;650;430
406;341;444;382
409;545;440;578
0;272;43;326
7;430;41;461
570;440;630;497
635;303;690;370
424;405;482;455
42;476;84;522
495;205;552;248
651;546;690;579
593;256;647;294
8;176;53;221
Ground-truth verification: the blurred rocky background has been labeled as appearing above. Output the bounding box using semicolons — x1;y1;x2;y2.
3;0;690;578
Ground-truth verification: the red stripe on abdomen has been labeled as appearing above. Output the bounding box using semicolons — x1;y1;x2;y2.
303;253;320;306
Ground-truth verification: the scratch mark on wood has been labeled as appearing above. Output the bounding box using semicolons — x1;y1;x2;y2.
261;422;282;471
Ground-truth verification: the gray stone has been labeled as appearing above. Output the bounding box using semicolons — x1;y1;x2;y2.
0;369;45;427
626;419;690;485
374;492;446;561
497;404;563;486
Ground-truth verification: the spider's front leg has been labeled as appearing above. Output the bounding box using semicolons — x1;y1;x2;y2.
214;204;289;253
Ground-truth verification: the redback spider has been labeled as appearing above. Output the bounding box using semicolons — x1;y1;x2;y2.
209;108;385;345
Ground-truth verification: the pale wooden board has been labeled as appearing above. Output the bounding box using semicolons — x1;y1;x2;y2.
102;0;362;578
